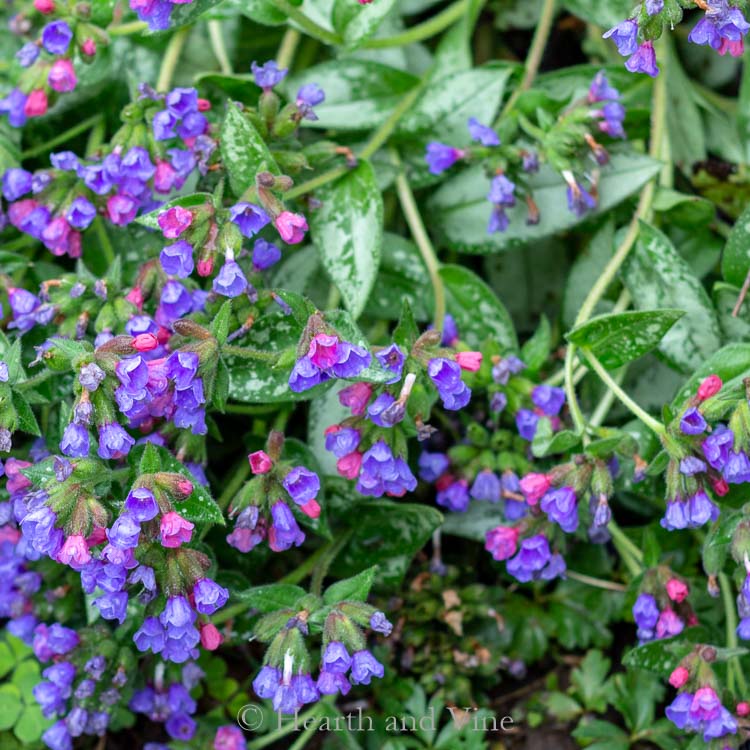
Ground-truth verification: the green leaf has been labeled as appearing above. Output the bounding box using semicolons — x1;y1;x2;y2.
235;583;306;613
541;692;582;722
323;566;378;605
165;0;223;28
393;298;421;350
571;719;629;750
570;650;611;713
220;103;280;197
0;684;22;731
427;152;661;253
715;282;750;342
332;0;398;48
531;420;582;458
210;300;233;345
309;161;383;318
136;193;212;230
722;202;750;287
138;442;163;474
621;221;721;373
653;188;714;228
439;265;517;350
0;641;15;680
566;310;685;369
222;0;287;25
335;497;443;585
703;510;742;575
398;65;512;145
128;444;224;526
13;704;51;743
561;0;633;27
521;315;551;372
283;61;419;131
11;392;40;437
623;636;694;678
671;343;750;407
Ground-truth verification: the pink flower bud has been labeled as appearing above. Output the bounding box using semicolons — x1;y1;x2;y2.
200;622;223;650
176;479;194;497
24;89;48;118
687;612;698;627
86;526;107;547
48;59;77;93
697;374;722;401
214;726;246;750
666;578;689;603
125;287;144;310
308;333;339;370
248;450;273;474
519;472;551;505
737;701;750;717
157;205;193;239
132;333;158;352
456;351;482;371
485;525;520;561
34;0;55;12
338;382;373;416
274;211;308;244
153;161;177;194
337;451;362;480
197;257;214;276
81;38;96;56
57;534;92;568
300;499;321;518
160;511;194;548
669;666;689;688
197;98;211;111
711;477;729;497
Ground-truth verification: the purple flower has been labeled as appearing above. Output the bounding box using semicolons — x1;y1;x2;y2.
60;422;90;458
108;513;141;549
370;611;393;635
632;592;659;632
687;490;720;526
506;535;552;583
487;174;516;207
160;241;194;278
515;409;539;441
325;427;360;458
193;578;229;615
66;196;96;230
665;692;692;730
252;60;288;89
492;355;525;384
253;666;281;699
350;650;384;685
322;641;351;673
283;466;320;504
316;670;351;696
357;441;417;498
625;42;659;77
42;721;72;750
487;206;509;234
603;19;639;56
125;487;159;522
133;617;165;653
94;591;129;623
661;500;689;531
229;202;271;237
679;456;706;475
252;238;281;270
680;407;707;435
436;480;470;513
646;0;663;15
296;83;325;120
41;20;73;54
0;89;28;128
418;451;449;482
470;470;501;502
213;260;248;297
531;385;565;416
98;423;135;459
16;42;40;68
166;713;196;741
467;117;500;146
367;392;404;427
427;358;471;410
724;450;750;483
540;487;579;532
158;280;193;322
165;88;198;117
566;180;597;217
2;168;33;201
375;343;405;384
703;426;734;470
268;501;305;551
425;142;463;175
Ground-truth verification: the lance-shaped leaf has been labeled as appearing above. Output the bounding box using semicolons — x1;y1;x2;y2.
566;310;685;370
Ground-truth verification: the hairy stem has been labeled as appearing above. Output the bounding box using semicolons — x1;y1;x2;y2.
21;114;102;159
277;28;302;69
208;20;233;74
391;148;446;331
272;0;342;46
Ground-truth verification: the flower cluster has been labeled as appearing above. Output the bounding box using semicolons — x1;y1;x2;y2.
604;0;750;76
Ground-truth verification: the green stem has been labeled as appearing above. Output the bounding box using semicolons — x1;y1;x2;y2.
218;460;251;511
497;0;557;121
272;0;342;45
720;572;748;694
106;20;149;35
310;530;353;596
391;148;445;331
246;703;328;750
21;114;102;159
17;369;54;391
583;349;665;436
208;20;233;74
363;0;469;49
224;403;280;415
562;48;667;436
589;365;627;428
285;82;425;200
277;28;301;70
566;570;627;592
157;27;191;92
221;345;280;362
93;217;115;265
608;520;643;577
